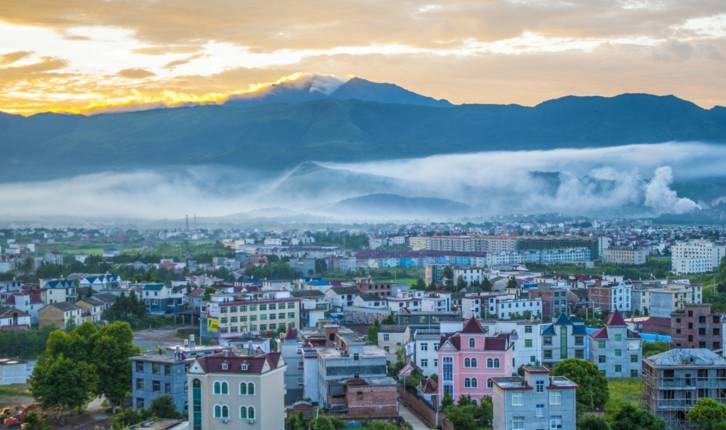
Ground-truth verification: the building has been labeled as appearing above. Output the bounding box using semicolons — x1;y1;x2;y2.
672;240;726;275
671;304;723;350
40;279;77;304
589;310;643;378
142;284;184;315
649;284;703;318
343;377;399;418
187;352;286;430
602;247;649;265
481;320;544;370
377;325;410;365
492;366;577;430
540;314;587;368
526;287;570;319
279;328;304;403
324;286;360;310
132;351;191;413
355;278;392;298
487;297;543;320
0;359;28;385
642;349;726;430
0;307;31;330
207;297;300;338
588;282;632;313
438;317;514;403
424;265;446;287
411;328;442;377
453;268;489;286
75;296;106;323
38;302;83;328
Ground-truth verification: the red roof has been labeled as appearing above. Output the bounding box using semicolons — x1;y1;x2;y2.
421;378;437;394
197;352;282;374
189;288;205;297
461;317;486;334
607;309;626;326
285;327;298;340
642;317;672;334
591;326;609;339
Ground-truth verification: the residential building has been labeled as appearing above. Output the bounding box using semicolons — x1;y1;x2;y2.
355;278;392;297
324;286;360;310
438;317;514;403
79;274;123;292
588;282;632;313
481;320;544;370
642;349;726;430
453;268;489;286
342;376;398;418
492;366;577;430
424;265;446;287
377;325;410;365
540;314;587;368
0;307;31;330
207;297;300;338
589;310;643;378
602;247;649;265
671;304;723;350
142;284;184;315
526;287;570;319
649;284;703;318
40;279;77;304
132;351;191;413
38;302;83;328
279;328;304;403
672;240;726;274
486;296;543;320
411;328;441;377
187;351;286;430
76;296;106;323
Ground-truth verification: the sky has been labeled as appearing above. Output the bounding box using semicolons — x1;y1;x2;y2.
1;0;726;115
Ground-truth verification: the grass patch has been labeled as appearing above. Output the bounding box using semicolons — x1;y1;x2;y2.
604;378;641;420
0;384;31;397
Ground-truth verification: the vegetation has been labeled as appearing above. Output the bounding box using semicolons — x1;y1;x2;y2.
604;378;641;420
687;398;726;430
0;326;55;359
444;395;493;430
642;342;670;358
246;262;300;279
310;231;369;250
147;395;183;419
552;359;609;412
529;256;671;280
610;404;665;430
22;411;50;430
578;414;611;430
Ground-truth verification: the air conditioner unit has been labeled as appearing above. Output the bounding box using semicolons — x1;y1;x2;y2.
222;418;229;424
248;418;256;424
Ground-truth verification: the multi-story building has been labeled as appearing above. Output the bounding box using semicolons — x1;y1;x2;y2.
411;328;441;377
40;279;77;304
187;351;286;430
37;302;83;328
672;240;726;274
492;366;577;430
602;247;649;265
642;349;726;430
649;284;703;318
207;297;300;338
540;314;587;368
453;268;489;286
424;265;446;287
279;328;304;403
671;304;723;350
131;351;190;413
355;278;392;297
527;287;570;319
142;283;184;315
481;320;544;370
487;297;543;320
377;325;410;365
588;282;632;313
438;317;514;403
589;310;642;378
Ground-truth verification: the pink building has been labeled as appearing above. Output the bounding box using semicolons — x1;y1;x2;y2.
437;317;514;403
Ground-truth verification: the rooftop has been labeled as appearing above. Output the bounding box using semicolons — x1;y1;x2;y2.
646;348;726;367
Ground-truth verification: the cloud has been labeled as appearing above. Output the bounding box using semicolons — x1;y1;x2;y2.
0;50;32;65
644;166;701;214
164;53;204;69
117;68;155;79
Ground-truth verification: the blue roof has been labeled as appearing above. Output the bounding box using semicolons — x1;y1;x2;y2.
44;279;74;289
143;284;164;291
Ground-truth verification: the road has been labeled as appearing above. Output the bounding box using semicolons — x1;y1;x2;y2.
399;403;435;430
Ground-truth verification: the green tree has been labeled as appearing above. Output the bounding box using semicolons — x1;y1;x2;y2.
310;416;344;430
414;278;426;290
93;322;140;411
611;405;665;430
688;398;726;430
481;277;493;292
578;414;610;430
110;408;142;430
456;275;466;290
442;266;453;287
367;321;379;344
507;276;518;289
30;354;97;422
552;359;608;412
148;395;182;419
445;404;478;430
366;422;399;430
22;411;50;430
286;413;307;430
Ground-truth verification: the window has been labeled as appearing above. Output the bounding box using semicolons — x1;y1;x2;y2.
544;336;552;346
597;341;606;348
213;381;229;395
247;406;255;420
487;358;493;368
550;416;562;429
614;334;622;341
631;354;639;363
135;362;144;372
536;404;545;418
631;370;639;377
549;391;561;405
493;358;500;368
164;383;170;393
536;380;544;392
615;365;622;373
598;355;606;363
383;334;389;341
512;416;525;430
443;357;453;381
469;337;476;348
247;382;255;395
152;380;161;392
192;379;202;430
525;339;533;348
240;406;247;419
135;379;144;390
239;382;247;395
213;404;229;419
544;350;552;360
574;336;584;345
575;350;584;359
512;393;523;406
164;364;171;376
152;362;161;374
433;359;438;367
615;349;622;357
136;398;144;409
525;325;533;334
421;359;429;368
487;378;493;388
471;378;477;388
464;378;472;388
421;342;428;351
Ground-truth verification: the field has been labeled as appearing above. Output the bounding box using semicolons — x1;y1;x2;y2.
604;378;641;419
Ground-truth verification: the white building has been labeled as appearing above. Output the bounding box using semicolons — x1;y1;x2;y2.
480;321;544;369
453;268;489;286
602;247;648;265
672;240;726;274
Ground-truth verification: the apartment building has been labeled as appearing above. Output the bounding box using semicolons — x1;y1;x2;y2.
377;325;410;365
589;310;643;378
187;351;286;430
207;297;300;338
642;349;726;430
438;317;514;403
672;240;726;274
40;279;77;304
588;282;632;312
671;304;723;350
411;328;441;377
526;287;570;319
540;314;587;368
453;268;490;286
132;351;191;413
492;366;577;430
38;302;83;328
602;247;649;265
142;283;184;315
481;320;544;369
649;284;703;318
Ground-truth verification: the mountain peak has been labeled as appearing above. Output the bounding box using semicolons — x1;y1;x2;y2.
331;77;452;107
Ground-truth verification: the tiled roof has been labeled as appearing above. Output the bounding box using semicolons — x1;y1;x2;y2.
378;325;407;333
607;309;627;326
44;302;80;312
461;317;486;334
421;378;438;394
196;352;283;374
591;327;609;339
647;348;726;367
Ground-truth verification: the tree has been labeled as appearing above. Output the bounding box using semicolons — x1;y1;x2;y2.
442;266;453;287
22;411;50;430
30;354;97;422
611;405;665;430
456;275;466;290
366;423;399;430
148;395;182;419
367;321;379;344
688;398;726;430
310;416;344;430
507;276;518;289
552;359;608;411
286;413;307;430
111;408;142;430
93;322;140;411
445;404;478;430
481;277;493;292
414;278;426;290
578;414;610;430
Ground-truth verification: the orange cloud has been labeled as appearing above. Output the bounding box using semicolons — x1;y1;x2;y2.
118;68;156;79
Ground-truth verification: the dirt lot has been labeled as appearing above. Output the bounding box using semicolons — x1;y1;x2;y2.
133;326;196;352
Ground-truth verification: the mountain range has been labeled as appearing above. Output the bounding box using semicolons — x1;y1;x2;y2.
1;75;726;182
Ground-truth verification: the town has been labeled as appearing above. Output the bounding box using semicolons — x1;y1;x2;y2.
0;222;725;430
